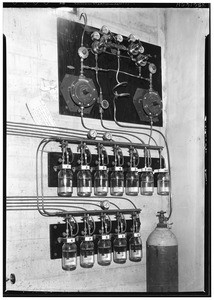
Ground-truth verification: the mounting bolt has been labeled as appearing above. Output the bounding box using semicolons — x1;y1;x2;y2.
54;253;57;257
54;225;57;229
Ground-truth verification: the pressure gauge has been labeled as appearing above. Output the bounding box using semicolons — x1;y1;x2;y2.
103;132;112;141
138;45;145;54
87;129;97;140
100;200;110;210
128;34;136;42
91;31;100;41
136;54;147;67
149;63;157;74
101;99;109;110
116;34;123;43
78;47;89;59
101;25;109;35
143;91;162;117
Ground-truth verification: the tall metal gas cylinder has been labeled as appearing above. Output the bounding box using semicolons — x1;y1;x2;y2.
146;211;178;292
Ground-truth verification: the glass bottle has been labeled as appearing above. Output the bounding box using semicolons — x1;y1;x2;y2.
77;165;92;197
62;238;77;271
157;170;170;195
125;168;139;196
110;167;124;196
113;234;127;264
80;236;95;268
129;233;142;262
58;166;73;197
97;234;112;266
94;166;108;196
140;167;154;196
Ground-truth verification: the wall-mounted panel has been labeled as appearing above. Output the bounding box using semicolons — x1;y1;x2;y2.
57;18;163;126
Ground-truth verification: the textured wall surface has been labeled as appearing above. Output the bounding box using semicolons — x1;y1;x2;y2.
164;8;209;291
4;6;208;293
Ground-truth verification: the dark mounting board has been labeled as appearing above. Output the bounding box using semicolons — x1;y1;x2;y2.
48;152;165;188
57;18;163;126
50;220;134;259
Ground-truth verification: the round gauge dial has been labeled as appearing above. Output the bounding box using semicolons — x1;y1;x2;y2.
91;31;100;41
128;34;136;42
101;99;109;110
138;45;145;54
148;63;157;74
100;200;110;210
103;131;112;141
116;34;123;43
101;25;109;35
78;47;89;59
87;129;97;140
143;91;162;117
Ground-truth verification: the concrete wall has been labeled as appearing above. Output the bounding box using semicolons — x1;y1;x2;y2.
4;6;208;293
164;8;209;291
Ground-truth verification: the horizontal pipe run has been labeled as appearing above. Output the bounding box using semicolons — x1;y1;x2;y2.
53;208;141;217
7;122;163;151
7;121;88;134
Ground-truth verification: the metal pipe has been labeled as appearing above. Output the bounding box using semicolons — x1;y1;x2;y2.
7;127;86;140
112;97;172;220
100;111;158;146
7;121;88;135
54;208;141;217
79;108;133;144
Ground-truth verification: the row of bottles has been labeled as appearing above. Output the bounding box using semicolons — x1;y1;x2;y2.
58;166;170;197
62;232;142;271
56;142;170;197
61;212;142;271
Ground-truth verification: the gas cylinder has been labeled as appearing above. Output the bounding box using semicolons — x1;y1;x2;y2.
146;211;178;292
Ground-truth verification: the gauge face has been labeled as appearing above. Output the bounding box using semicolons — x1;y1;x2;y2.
148;63;157;74
138;46;144;54
143;91;162;117
102;200;110;209
78;47;89;59
88;129;97;139
101;25;109;35
128;34;136;42
116;34;123;43
91;31;100;41
70;77;97;107
101;99;109;110
103;131;112;141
